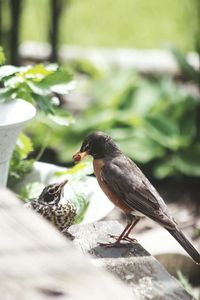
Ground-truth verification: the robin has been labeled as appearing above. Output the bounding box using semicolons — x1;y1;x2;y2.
26;179;76;232
73;131;200;264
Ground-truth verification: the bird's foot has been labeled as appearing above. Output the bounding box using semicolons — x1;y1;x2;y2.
122;236;138;243
108;234;137;244
98;240;123;248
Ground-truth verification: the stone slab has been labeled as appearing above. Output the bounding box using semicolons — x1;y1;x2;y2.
68;221;194;300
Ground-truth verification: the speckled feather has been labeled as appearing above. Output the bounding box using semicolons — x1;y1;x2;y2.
26;199;76;231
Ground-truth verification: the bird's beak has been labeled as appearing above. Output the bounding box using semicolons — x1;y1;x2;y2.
72;151;88;162
58;179;68;191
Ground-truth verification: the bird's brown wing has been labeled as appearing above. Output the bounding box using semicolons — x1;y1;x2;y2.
101;156;175;229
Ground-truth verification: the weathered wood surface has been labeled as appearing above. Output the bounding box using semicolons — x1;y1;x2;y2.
0;188;135;300
68;221;194;300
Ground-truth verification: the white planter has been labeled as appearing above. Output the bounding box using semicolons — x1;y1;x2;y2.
0;99;36;186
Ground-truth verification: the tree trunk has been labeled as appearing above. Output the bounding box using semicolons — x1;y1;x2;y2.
10;0;23;65
49;0;67;62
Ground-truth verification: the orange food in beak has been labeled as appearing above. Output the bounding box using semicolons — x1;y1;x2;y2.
72;151;88;162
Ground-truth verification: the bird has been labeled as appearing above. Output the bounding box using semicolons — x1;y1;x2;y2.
26;179;77;232
73;131;200;264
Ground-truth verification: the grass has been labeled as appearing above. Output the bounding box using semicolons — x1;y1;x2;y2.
20;0;198;51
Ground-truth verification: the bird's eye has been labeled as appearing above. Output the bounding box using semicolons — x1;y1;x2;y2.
48;188;54;195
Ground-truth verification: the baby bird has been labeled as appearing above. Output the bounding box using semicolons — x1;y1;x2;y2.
26;179;76;231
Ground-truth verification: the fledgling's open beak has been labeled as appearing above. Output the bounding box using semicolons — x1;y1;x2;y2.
72;151;88;162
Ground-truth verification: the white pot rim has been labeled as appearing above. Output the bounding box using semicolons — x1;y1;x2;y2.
0;98;36;128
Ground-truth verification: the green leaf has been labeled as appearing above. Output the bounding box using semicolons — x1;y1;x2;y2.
38;69;73;88
0;47;5;65
50;81;76;94
16;133;33;159
0;87;17;102
33;94;56;114
48;110;74;126
23;64;54;80
20;182;45;202
145;115;181;150
130;81;160;116
0;65;19;80
115;129;165;163
55;161;93;178
171;47;200;84
72;193;90;224
176;270;193;298
8;133;34;185
174;146;200;176
153;160;175;179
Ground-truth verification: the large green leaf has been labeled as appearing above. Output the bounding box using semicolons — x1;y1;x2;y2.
16;133;33;159
33;94;56;114
0;65;19;80
48;109;74;126
38;69;73;88
153;160;175;179
171;47;200;84
0;47;5;65
111;128;165;163
23;64;54;80
130;81;160;116
0;87;16;102
145;115;182;150
174;146;200;176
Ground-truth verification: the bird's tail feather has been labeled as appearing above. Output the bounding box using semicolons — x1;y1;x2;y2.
167;227;200;264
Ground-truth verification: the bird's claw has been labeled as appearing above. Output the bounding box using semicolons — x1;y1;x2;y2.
98;241;123;248
108;234;137;244
122;236;138;243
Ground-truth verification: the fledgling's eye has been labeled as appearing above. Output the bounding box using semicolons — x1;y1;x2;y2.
48;188;54;195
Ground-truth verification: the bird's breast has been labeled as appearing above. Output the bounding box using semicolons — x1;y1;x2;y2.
93;159;132;213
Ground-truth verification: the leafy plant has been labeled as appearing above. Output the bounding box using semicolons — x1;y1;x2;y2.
8;133;34;185
177;270;198;299
28;68;200;179
0;63;75;117
0;60;75;183
0;47;5;65
171;47;200;87
71;193;90;224
18;162;92;223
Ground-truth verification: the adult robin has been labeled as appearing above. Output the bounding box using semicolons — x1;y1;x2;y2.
26;179;76;232
73;131;200;264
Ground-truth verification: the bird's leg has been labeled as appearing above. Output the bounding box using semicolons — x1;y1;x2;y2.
108;222;132;241
98;223;132;247
119;216;140;243
99;215;140;247
109;215;140;243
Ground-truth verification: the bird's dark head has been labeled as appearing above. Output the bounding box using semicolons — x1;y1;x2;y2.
73;131;121;161
38;179;68;205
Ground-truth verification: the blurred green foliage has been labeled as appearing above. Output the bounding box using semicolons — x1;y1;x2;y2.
0;63;74;117
0;61;75;183
29;66;200;179
19;162;91;224
8;133;34;185
177;270;198;299
20;0;198;51
0;47;5;65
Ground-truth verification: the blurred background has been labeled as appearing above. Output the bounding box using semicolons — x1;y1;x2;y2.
0;0;200;297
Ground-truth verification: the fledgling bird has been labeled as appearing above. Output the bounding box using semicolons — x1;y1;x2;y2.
26;179;76;232
73;131;200;264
